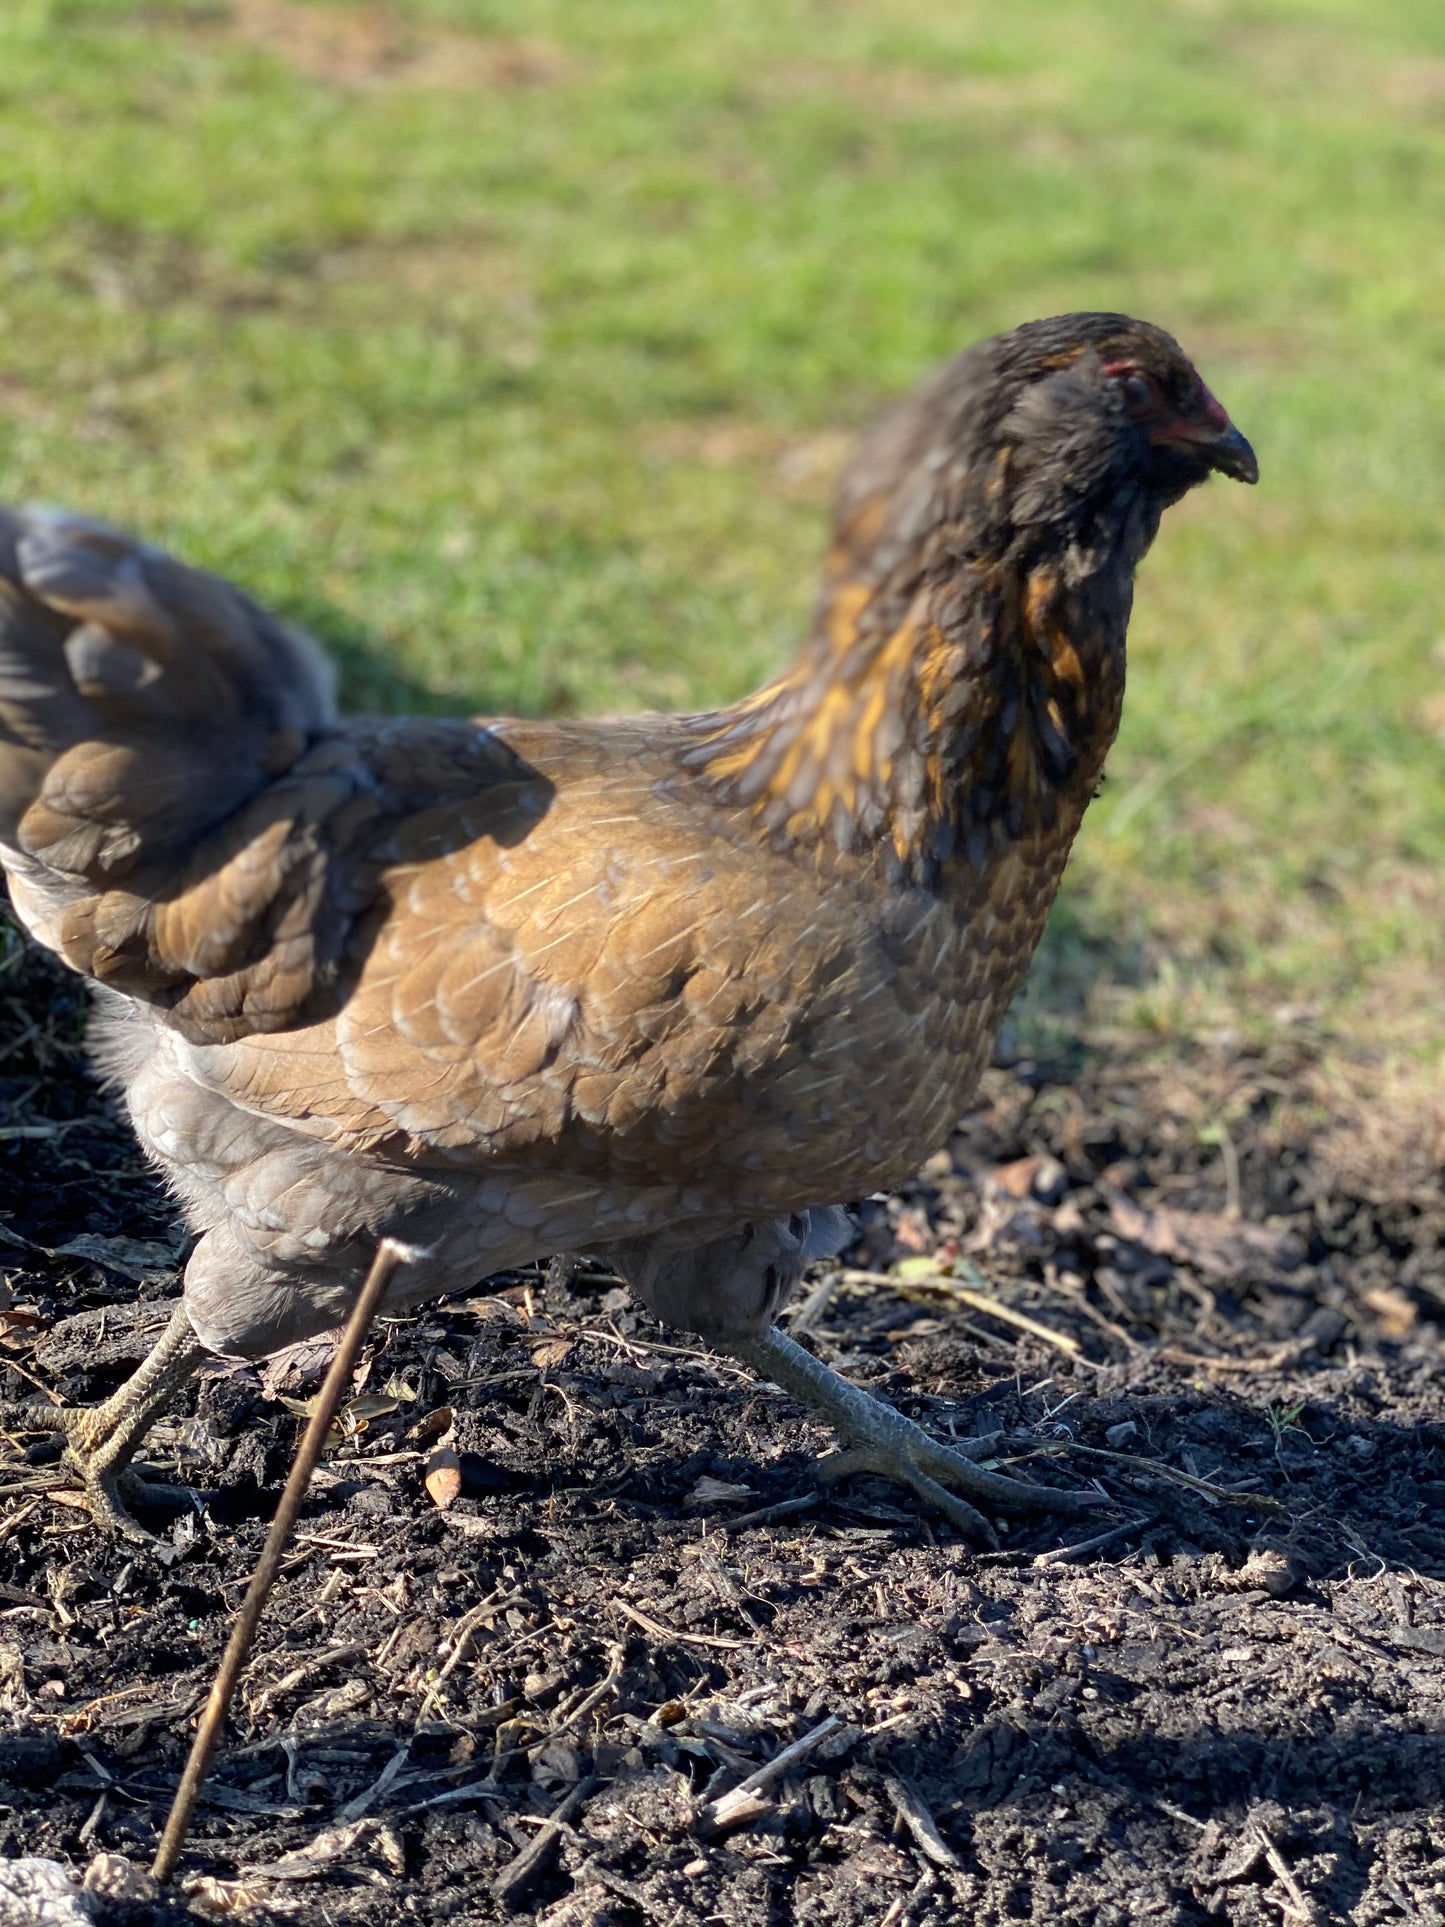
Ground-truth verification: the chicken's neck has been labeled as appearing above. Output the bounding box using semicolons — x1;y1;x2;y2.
688;551;1128;888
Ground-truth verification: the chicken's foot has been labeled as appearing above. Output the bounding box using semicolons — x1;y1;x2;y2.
0;1301;209;1542
727;1326;1104;1546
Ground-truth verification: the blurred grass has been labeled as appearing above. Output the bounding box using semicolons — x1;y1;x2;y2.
1;0;1443;1056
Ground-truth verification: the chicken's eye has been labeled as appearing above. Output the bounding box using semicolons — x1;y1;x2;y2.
1109;367;1162;416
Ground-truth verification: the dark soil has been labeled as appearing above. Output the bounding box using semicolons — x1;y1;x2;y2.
1;922;1444;1926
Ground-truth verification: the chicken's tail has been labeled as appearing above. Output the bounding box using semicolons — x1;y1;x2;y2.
0;505;347;1038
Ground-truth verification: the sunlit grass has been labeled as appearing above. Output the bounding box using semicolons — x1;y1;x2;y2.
2;0;1442;1054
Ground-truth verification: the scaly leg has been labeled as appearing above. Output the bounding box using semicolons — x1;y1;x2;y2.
726;1325;1104;1546
0;1302;209;1542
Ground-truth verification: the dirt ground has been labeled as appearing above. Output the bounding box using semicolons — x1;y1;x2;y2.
1;922;1444;1927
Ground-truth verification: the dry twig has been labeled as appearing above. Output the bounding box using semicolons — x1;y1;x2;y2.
1254;1824;1316;1923
841;1267;1081;1356
696;1715;842;1836
614;1598;753;1652
884;1775;961;1867
150;1239;411;1885
492;1774;598;1908
1054;1440;1286;1513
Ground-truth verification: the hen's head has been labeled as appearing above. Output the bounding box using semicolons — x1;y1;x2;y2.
835;311;1257;586
991;312;1257;520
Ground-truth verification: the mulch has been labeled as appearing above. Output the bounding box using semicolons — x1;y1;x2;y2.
1;919;1443;1926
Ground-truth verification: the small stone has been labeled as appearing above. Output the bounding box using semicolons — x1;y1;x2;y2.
82;1855;157;1907
0;1857;93;1926
3;1732;61;1786
349;1484;394;1516
425;1446;463;1509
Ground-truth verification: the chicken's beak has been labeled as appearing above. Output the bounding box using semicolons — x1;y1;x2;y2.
1152;394;1259;485
1199;422;1259;485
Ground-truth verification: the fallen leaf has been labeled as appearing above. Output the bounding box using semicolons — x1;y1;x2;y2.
238;1816;394;1883
272;1390;397;1450
259;1334;345;1396
890;1256;944;1283
0;1307;44;1348
50;1234;184;1281
686;1475;755;1506
405;1404;454;1448
182;1873;290;1918
530;1337;574;1369
1106;1189;1303;1280
986;1155;1045;1199
344;1394;402;1424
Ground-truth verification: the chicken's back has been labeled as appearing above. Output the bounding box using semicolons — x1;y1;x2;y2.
137;707;1037;1213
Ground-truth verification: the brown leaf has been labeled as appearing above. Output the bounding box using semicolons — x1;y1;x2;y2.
260;1334;345;1396
530;1337;575;1369
987;1155;1043;1199
405;1404;455;1448
0;1307;44;1349
1106;1189;1304;1281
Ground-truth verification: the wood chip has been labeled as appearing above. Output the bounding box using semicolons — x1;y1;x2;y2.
492;1775;597;1908
884;1775;961;1867
530;1336;575;1369
696;1716;843;1836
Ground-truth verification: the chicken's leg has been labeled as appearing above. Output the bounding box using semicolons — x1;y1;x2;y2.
0;1302;209;1542
726;1325;1104;1546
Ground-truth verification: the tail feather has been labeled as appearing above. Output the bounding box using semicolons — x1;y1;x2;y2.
0;506;350;1038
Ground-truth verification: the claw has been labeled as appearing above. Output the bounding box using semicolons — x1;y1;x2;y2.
727;1325;1106;1546
1;1410;205;1544
818;1443;996;1543
0;1301;208;1540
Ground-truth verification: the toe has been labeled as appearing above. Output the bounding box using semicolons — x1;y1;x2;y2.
815;1442;997;1545
902;1466;997;1546
911;1434;1103;1518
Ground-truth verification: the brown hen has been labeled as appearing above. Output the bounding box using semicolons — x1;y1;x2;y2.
0;312;1256;1542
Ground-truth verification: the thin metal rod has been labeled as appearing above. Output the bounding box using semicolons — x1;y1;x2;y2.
151;1238;409;1884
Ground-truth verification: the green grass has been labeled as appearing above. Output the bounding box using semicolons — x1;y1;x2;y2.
2;0;1443;1056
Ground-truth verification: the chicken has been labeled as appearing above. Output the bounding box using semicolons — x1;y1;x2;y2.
0;312;1256;1543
